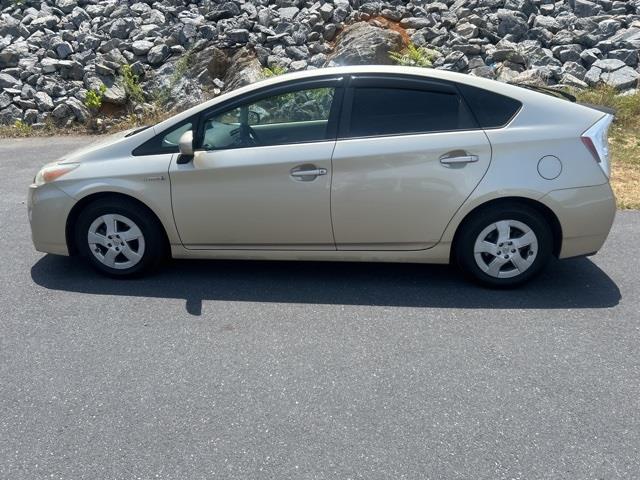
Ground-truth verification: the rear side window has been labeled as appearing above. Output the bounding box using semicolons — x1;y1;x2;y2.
347;87;477;138
457;84;522;128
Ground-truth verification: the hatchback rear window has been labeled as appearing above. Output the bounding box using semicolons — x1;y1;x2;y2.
457;84;522;128
347;87;477;138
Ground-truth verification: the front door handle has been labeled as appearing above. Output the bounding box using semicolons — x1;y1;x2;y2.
290;166;328;180
440;154;479;165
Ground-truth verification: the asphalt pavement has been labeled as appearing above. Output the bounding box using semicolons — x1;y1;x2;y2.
1;136;639;479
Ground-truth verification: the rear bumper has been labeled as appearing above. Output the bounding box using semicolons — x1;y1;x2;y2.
542;183;616;259
27;183;75;256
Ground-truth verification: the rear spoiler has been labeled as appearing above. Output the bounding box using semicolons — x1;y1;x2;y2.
507;82;577;102
507;82;616;116
578;103;616;115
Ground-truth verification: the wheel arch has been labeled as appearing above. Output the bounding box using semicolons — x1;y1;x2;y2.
449;196;563;262
65;192;171;256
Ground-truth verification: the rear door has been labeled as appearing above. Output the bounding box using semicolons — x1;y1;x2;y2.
330;75;492;250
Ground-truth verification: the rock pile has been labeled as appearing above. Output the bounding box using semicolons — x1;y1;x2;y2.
1;0;640;126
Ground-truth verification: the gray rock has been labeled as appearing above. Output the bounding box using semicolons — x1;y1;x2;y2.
470;66;496;79
0;42;29;69
103;83;127;105
23;109;39;125
279;7;300;21
226;29;250;44
69;7;90;27
534;16;561;33
573;0;602;17
455;23;479;39
30;15;60;31
132;40;154;56
34;92;54;112
0;105;22;125
592;58;627;71
0;73;19;89
400;17;436;29
51;103;72;119
57;0;78;14
580;48;603;65
206;2;241;21
497;12;529;39
223;48;263;91
0;92;11;110
41;58;60;74
608;49;638;67
563;61;588;79
147;45;170;66
330;22;403;66
55;42;74;60
561;73;588;88
601;66;640;90
109;18;136;40
65;97;90;123
584;66;603;86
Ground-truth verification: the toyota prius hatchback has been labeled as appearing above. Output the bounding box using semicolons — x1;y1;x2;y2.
28;66;616;287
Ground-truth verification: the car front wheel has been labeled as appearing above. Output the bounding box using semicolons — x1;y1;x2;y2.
455;204;553;287
75;198;165;277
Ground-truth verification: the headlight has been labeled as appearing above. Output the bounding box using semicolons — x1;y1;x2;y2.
33;163;79;186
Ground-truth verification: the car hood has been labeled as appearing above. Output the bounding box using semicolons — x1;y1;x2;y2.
57;127;151;164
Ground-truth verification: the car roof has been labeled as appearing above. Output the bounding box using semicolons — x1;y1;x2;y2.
152;65;595;134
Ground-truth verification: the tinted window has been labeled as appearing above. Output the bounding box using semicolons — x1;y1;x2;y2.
457;84;522;128
201;87;335;150
347;87;477;138
132;120;193;156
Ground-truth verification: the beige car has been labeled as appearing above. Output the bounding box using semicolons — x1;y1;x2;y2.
28;66;616;287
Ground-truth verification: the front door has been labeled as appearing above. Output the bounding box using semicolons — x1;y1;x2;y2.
169;83;341;250
331;76;492;250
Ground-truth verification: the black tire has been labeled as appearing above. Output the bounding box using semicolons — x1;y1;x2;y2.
454;203;553;288
75;198;166;277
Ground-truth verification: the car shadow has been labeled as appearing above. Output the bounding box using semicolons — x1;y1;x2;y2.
30;254;621;316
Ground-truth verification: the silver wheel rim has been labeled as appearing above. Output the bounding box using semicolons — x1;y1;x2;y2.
87;214;146;270
473;219;538;279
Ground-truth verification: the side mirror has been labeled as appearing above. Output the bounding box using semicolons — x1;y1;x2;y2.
177;130;194;164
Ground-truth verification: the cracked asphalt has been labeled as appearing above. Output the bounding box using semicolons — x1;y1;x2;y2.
1;136;639;479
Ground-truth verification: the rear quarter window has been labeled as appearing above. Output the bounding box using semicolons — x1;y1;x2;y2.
457;84;522;128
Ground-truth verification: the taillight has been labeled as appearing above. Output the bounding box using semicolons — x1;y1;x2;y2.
581;114;614;178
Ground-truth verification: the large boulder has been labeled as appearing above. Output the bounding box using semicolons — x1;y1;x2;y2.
223;48;263;91
329;22;403;66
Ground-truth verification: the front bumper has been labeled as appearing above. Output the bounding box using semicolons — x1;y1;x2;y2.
27;183;75;256
542;183;616;259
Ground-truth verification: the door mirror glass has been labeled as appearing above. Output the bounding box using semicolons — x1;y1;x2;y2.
178;130;194;156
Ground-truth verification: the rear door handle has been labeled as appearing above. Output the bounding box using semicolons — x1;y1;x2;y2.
440;154;479;165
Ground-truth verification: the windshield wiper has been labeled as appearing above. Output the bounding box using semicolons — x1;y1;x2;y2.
125;125;152;137
508;82;577;103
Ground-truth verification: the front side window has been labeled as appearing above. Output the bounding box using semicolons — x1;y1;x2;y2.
201;87;335;150
347;87;477;138
132;120;193;156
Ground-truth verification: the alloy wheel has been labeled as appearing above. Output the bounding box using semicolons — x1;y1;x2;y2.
473;219;538;279
87;214;146;270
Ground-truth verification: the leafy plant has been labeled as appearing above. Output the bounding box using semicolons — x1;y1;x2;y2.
154;49;195;107
262;65;287;78
13;120;32;135
84;85;107;111
389;44;440;68
120;64;144;104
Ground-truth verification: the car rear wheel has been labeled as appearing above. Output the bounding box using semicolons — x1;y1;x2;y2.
75;199;165;277
455;204;553;287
